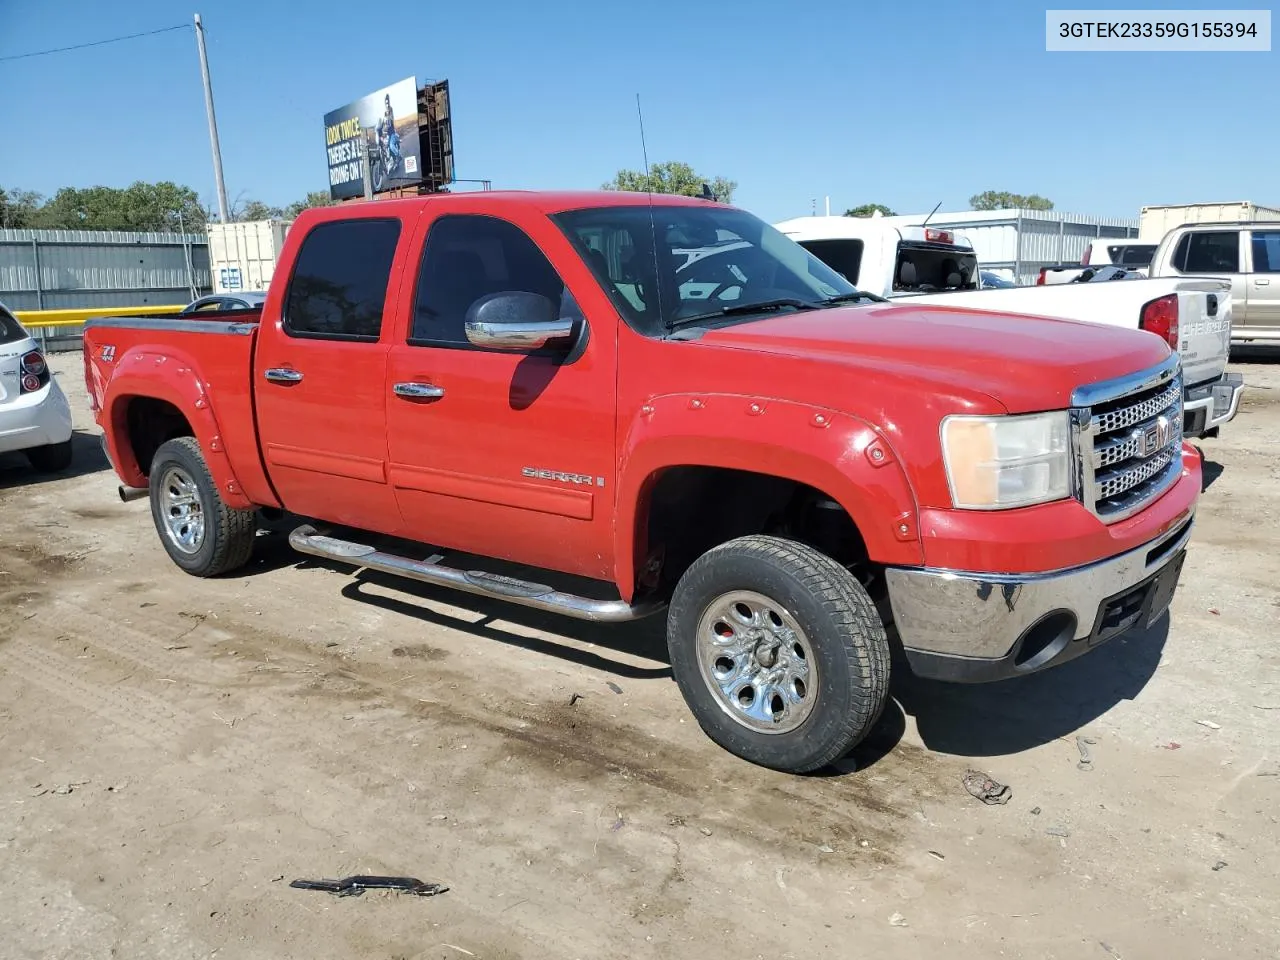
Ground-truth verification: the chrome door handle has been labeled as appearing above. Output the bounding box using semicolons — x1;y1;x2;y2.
393;382;445;399
264;367;303;384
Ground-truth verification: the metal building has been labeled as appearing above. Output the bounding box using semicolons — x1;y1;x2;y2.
0;229;211;312
881;209;1140;285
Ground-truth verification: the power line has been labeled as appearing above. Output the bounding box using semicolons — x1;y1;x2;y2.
0;23;190;63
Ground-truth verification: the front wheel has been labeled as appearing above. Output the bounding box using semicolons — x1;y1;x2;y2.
148;437;256;577
666;535;890;773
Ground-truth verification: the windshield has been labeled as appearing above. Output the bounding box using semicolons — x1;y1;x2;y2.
552;205;858;336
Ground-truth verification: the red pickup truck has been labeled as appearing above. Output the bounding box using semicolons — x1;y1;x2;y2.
84;191;1199;772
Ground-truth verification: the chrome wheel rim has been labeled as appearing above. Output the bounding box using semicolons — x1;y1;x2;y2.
158;466;205;555
695;590;818;735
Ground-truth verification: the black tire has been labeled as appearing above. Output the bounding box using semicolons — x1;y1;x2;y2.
666;535;890;773
26;439;73;473
148;437;255;577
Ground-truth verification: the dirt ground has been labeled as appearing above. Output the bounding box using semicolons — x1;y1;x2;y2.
2;352;1278;960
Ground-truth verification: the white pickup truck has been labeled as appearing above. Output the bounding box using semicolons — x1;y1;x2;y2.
774;215;1243;438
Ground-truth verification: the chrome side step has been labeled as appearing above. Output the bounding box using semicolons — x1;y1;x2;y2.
288;524;665;624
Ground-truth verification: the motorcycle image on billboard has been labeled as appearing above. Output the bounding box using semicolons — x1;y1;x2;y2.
323;76;424;201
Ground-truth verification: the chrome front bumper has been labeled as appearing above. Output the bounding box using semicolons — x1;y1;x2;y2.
1183;371;1244;438
885;515;1194;683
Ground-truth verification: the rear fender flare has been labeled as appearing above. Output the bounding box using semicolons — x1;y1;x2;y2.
614;394;924;600
102;345;252;509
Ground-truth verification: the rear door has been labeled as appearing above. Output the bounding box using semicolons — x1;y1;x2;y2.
1245;228;1280;335
1170;229;1249;330
384;203;618;580
254;213;412;535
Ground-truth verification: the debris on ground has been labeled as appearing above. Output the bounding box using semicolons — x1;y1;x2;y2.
1196;719;1221;730
606;682;623;695
567;693;583;707
611;813;625;832
31;781;89;797
1212;861;1228;871
817;844;834;854
927;850;945;861
1030;807;1042;816
1045;825;1071;838
1160;741;1182;750
888;912;908;927
289;875;448;898
668;816;685;827
1076;736;1098;771
962;769;1011;805
1209;608;1220;616
699;827;713;837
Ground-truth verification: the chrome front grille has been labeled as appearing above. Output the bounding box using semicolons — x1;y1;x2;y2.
1071;356;1184;523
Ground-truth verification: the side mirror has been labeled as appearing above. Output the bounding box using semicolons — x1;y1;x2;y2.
464;291;574;351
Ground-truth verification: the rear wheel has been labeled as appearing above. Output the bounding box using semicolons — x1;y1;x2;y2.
26;439;73;473
666;535;890;773
148;437;255;577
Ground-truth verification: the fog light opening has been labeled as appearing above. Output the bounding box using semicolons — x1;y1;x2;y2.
1014;611;1077;670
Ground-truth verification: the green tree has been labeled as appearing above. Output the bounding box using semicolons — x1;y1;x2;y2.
284;191;335;219
32;181;208;231
602;161;736;203
0;188;44;228
235;199;285;221
843;203;895;218
969;190;1054;211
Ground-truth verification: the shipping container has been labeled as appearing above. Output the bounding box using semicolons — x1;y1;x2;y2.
1139;202;1280;241
208;220;292;294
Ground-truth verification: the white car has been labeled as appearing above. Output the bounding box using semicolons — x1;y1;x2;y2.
0;302;74;472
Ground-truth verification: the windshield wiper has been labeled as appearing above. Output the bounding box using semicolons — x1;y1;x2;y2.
817;290;888;305
666;297;818;332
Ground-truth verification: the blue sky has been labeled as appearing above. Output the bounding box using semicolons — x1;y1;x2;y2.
0;0;1273;222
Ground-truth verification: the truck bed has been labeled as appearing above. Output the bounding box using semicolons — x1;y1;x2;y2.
900;277;1232;390
83;312;276;507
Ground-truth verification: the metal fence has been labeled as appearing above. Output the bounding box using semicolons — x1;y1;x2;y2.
0;228;212;313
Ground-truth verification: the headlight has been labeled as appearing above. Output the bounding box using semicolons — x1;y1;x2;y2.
941;411;1071;509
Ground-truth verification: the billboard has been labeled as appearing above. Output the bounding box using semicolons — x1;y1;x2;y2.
324;77;423;201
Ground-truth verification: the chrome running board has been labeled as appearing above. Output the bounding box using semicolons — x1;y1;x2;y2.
288;524;665;624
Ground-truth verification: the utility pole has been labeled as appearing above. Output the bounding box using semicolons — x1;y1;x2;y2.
193;13;229;223
361;136;374;200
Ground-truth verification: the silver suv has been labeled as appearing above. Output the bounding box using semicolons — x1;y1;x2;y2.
1149;221;1280;344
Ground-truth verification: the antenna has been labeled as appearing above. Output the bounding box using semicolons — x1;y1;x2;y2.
636;93;665;330
921;200;943;227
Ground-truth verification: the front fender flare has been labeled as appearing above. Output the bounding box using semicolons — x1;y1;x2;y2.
614;394;924;599
102;346;252;509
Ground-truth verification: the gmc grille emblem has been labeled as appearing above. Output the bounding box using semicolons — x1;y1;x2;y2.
1138;415;1172;457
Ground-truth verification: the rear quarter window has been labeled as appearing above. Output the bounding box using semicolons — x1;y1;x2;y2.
0;307;27;345
798;239;864;284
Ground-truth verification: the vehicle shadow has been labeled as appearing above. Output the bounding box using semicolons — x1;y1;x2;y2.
0;429;110;490
891;617;1168;758
240;519;672;680
1201;458;1225;491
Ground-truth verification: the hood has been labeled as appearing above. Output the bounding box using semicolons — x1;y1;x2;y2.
695;302;1172;412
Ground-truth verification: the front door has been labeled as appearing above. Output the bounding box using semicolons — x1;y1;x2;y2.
254;214;410;535
385;204;617;581
1246;228;1280;335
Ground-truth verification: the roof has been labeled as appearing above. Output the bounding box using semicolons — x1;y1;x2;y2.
302;190;724;224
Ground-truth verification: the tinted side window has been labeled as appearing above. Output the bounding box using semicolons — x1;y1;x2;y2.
0;307;25;345
799;239;864;285
1251;231;1280;273
1182;231;1240;273
411;215;573;346
285;219;401;340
